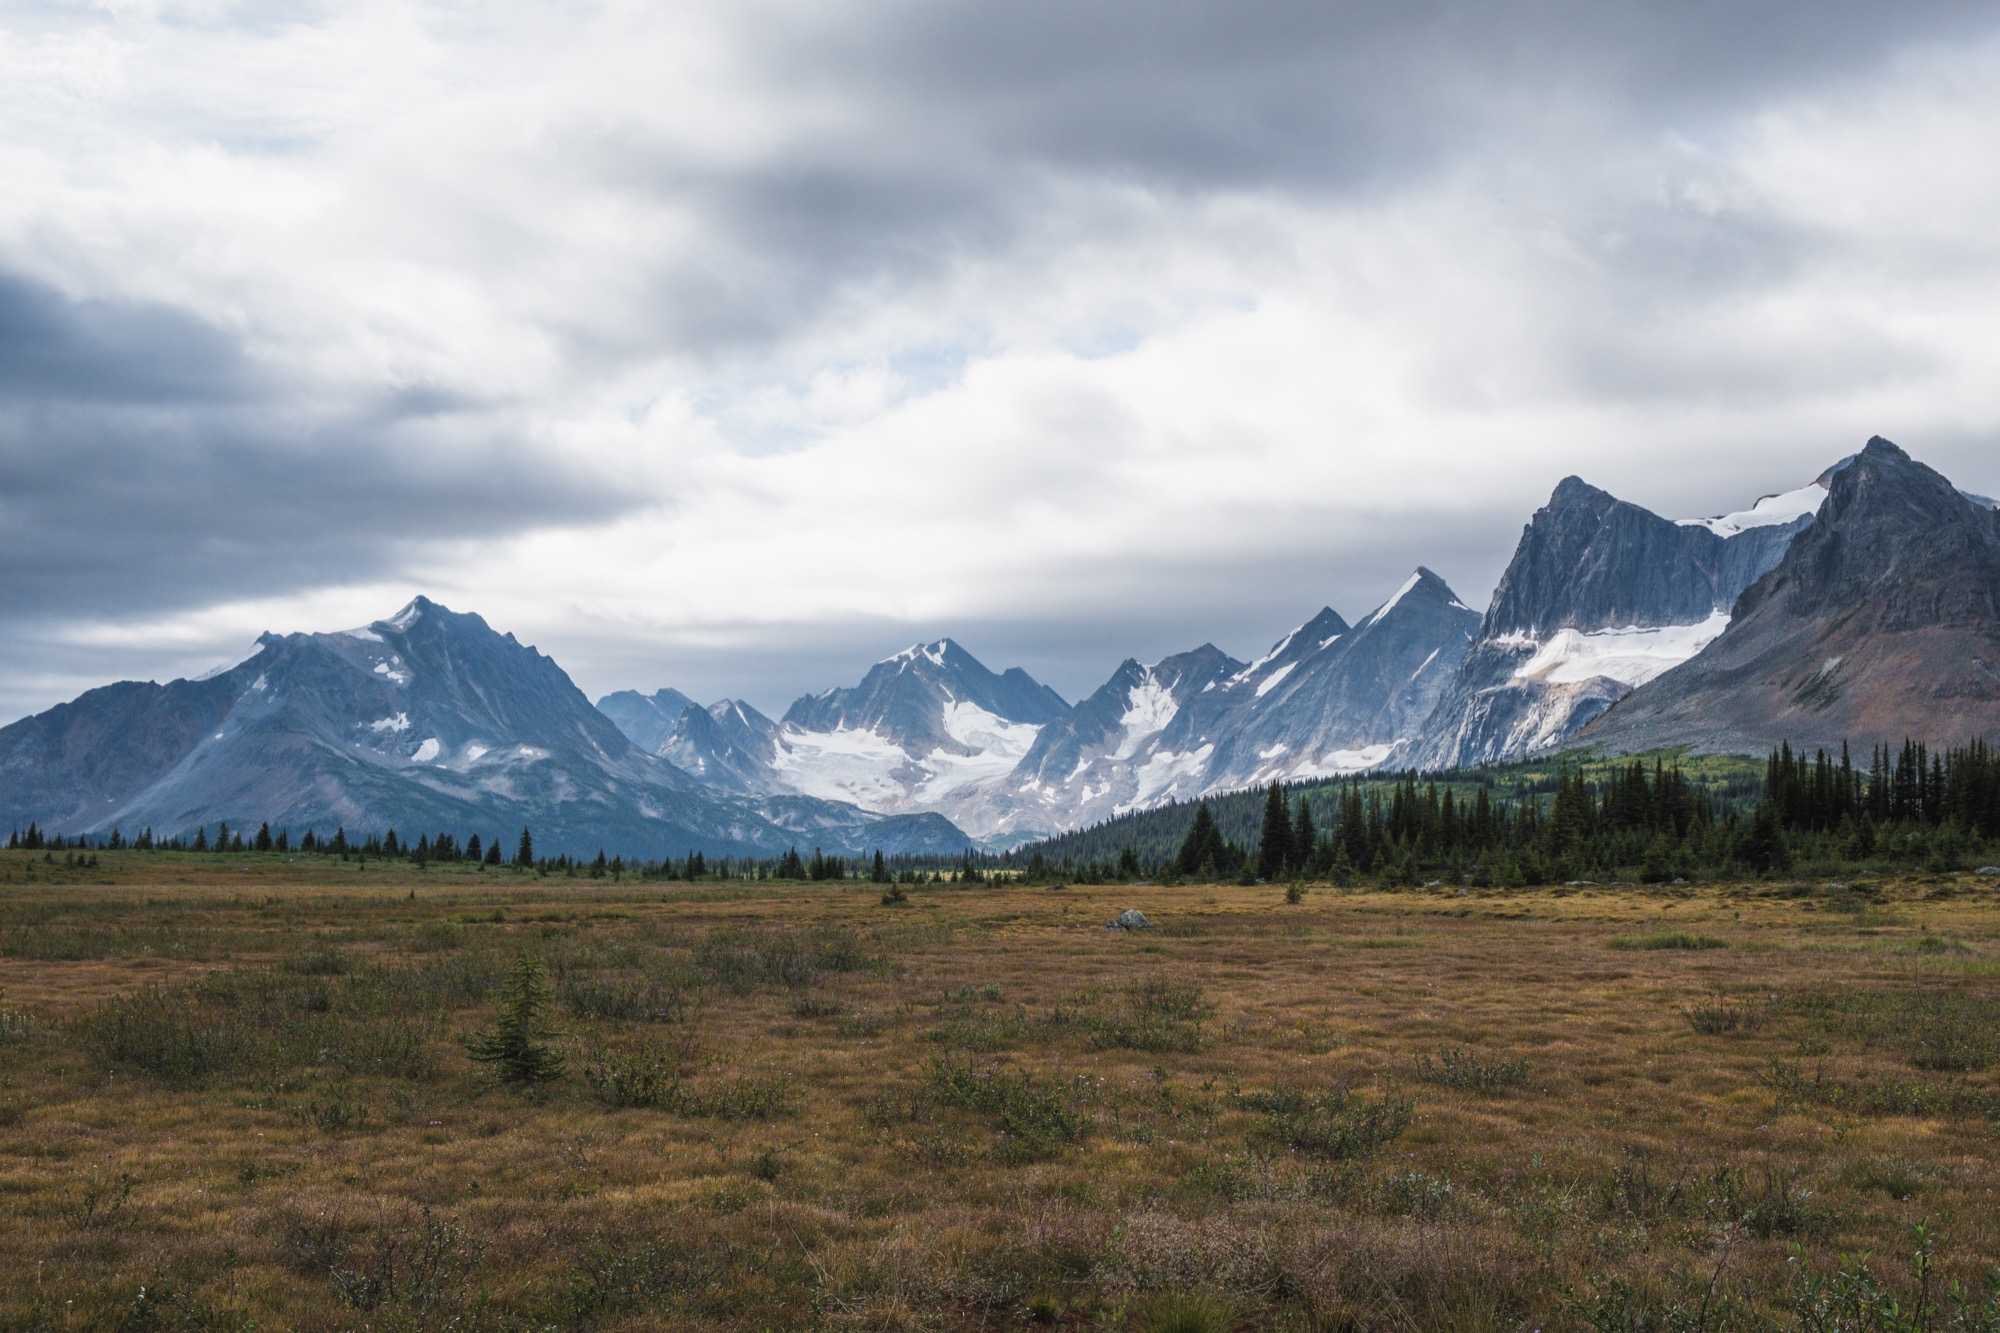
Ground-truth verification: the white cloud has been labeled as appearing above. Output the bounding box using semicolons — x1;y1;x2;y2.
2;3;1999;721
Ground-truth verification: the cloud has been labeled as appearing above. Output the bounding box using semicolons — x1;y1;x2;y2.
0;268;642;628
1;1;1999;723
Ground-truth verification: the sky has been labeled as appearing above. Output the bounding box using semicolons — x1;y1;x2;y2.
4;0;2000;723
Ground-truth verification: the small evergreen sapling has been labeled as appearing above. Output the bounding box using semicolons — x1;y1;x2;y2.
464;955;565;1084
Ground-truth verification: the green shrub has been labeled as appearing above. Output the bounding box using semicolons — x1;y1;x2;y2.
926;1056;1088;1160
1411;1046;1531;1094
76;986;259;1085
583;1048;687;1109
1138;1290;1234;1333
1241;1086;1414;1160
1684;994;1768;1035
1609;931;1728;951
558;974;696;1024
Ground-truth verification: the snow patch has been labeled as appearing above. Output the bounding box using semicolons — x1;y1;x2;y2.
412;737;441;763
1411;648;1441;679
770;725;911;811
1254;661;1297;697
1114;671;1179;757
1117;743;1215;814
1679;482;1827;536
384;599;425;631
462;743;490;762
342;627;383;642
1229;623;1303;686
368;712;412;733
1513;612;1730;687
373;660;411;686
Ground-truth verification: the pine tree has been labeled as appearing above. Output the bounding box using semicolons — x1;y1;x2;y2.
486;837;503;866
463;955;565;1084
254;822;273;852
1293;798;1318;876
1176;803;1224;877
1257;783;1293;881
515;828;535;868
871;850;888;883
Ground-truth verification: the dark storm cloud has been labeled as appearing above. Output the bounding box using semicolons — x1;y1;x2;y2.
0;270;639;623
552;0;1996;373
0;271;253;404
799;0;1992;182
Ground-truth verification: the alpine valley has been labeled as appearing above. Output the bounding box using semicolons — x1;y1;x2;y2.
6;437;1997;856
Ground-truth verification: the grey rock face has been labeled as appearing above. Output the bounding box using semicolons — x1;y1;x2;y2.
1193;568;1480;789
596;687;698;752
1583;438;2000;757
0;597;974;859
661;699;783;793
782;638;1067;752
1404;473;1820;769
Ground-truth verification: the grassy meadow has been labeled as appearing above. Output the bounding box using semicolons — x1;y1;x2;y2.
3;851;1999;1329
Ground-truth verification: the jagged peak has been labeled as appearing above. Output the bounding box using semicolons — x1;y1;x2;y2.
879;637;960;669
1549;475;1613;506
381;596;433;631
1861;435;1907;461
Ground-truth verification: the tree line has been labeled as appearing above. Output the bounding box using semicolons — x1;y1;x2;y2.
1016;739;2000;885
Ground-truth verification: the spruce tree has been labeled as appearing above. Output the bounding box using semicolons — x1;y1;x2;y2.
515;828;535;867
1176;803;1221;877
463;955;565;1084
1257;783;1293;881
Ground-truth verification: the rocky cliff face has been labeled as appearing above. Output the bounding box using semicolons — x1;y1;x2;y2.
661;699;783;793
1404;477;1816;769
595;687;698;753
1583;438;2000;755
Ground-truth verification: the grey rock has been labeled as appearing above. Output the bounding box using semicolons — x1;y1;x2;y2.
595;687;698;753
1405;473;1815;770
1976;866;2000;877
1106;908;1152;931
1585;438;2000;758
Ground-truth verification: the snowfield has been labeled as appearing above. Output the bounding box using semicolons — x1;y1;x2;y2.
1513;612;1731;687
768;725;911;810
1115;671;1180;757
1678;482;1827;537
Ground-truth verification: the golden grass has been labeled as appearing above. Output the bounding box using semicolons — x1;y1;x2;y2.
2;851;1998;1329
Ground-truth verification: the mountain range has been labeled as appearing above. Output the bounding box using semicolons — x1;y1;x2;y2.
6;436;1997;855
0;598;970;858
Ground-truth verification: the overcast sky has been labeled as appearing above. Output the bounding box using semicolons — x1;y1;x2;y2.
5;0;2000;722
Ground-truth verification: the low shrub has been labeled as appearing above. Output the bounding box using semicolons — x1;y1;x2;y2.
1609;931;1728;951
1411;1047;1531;1094
1684;994;1769;1035
1241;1086;1414;1160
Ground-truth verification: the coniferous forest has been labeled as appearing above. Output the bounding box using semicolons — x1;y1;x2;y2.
1014;740;2000;885
9;741;2000;887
